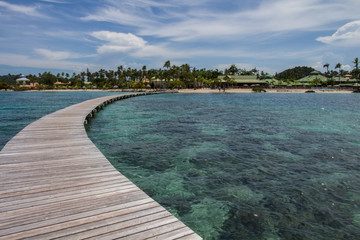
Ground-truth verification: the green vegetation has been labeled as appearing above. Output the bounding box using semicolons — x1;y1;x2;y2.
224;64;259;76
0;63;225;90
1;59;360;90
252;87;266;92
353;58;359;80
0;76;10;90
275;66;315;80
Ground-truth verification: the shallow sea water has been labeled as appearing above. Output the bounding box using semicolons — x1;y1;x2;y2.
86;93;360;240
0;91;120;149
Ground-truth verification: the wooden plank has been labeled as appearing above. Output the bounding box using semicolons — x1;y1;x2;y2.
0;191;149;231
0;183;136;212
145;227;196;240
70;214;177;240
0;182;133;209
0;93;201;239
25;204;165;239
119;221;189;240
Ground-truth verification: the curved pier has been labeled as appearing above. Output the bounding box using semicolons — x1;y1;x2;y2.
0;93;201;240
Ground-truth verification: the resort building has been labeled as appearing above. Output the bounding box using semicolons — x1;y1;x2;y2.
54;81;71;89
262;74;281;86
337;77;358;87
297;71;328;87
16;74;38;89
296;71;358;87
151;77;168;89
218;75;268;87
344;74;353;79
16;74;30;85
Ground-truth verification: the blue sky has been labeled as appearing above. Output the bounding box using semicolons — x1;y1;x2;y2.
0;0;359;75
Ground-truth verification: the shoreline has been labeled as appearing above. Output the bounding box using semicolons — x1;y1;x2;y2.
178;88;354;93
1;88;355;94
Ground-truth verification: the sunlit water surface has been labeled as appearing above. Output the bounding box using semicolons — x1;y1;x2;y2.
86;93;360;240
2;92;360;239
0;91;121;149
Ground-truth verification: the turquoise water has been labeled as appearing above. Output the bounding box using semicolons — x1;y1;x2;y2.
86;93;360;240
2;92;360;239
0;91;121;149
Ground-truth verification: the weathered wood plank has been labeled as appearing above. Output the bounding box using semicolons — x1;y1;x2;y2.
0;93;201;239
0;191;149;231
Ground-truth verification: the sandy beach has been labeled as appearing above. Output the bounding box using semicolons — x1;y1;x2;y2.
14;88;354;94
178;88;354;93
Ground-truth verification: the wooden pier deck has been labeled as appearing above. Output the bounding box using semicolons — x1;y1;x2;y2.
0;93;202;240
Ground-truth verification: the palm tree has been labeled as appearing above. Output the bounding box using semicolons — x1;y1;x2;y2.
228;64;238;75
353;58;359;79
335;63;342;83
353;58;359;70
142;65;147;79
353;58;359;86
117;65;123;79
323;63;329;75
163;60;171;70
80;72;86;82
99;69;106;79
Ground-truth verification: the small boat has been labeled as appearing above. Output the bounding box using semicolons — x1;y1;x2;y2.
305;90;315;93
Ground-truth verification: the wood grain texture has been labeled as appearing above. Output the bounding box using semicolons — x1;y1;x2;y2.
0;93;202;240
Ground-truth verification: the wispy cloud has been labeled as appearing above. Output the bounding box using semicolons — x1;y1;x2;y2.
35;48;73;60
83;0;360;42
40;0;68;3
1;0;359;75
89;30;250;59
88;29;330;65
81;5;157;27
0;1;44;17
0;53;94;72
34;48;94;60
89;30;189;59
317;20;360;46
43;30;84;40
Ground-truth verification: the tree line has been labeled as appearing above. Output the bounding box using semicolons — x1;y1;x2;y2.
1;61;226;90
275;58;360;81
1;58;359;90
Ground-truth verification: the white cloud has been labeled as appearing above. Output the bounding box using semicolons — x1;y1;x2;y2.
342;64;352;71
0;53;94;72
91;31;147;54
35;49;72;60
81;7;156;27
90;30;238;59
89;29;327;62
43;30;83;40
83;0;360;42
316;20;360;46
90;30;191;58
40;0;67;3
34;48;93;60
0;1;44;17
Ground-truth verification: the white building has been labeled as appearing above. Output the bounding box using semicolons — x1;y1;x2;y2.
16;74;30;85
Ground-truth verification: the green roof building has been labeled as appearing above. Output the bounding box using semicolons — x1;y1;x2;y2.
218;75;267;87
297;71;359;87
262;74;282;86
297;71;327;85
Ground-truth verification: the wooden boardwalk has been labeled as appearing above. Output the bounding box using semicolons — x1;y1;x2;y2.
0;93;202;240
